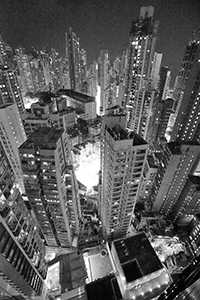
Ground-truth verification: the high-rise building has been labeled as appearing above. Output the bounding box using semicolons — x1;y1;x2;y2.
66;28;85;92
0;140;47;300
111;232;171;299
171;175;200;224
0;68;25;113
99;48;110;115
0;36;9;68
123;6;160;138
87;61;98;97
150;98;174;141
171;30;200;142
15;48;35;98
39;50;53;90
21;97;76;137
29;55;47;92
0;103;26;193
158;66;171;101
58;89;96;121
100;112;148;240
19;127;80;248
152;142;200;220
138;154;158;207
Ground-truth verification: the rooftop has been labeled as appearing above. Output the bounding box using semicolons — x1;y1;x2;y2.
83;245;113;283
47;252;87;294
113;232;162;282
25;114;49;120
19;127;64;150
106;125;148;146
52;106;75;115
86;274;122;300
57;89;95;103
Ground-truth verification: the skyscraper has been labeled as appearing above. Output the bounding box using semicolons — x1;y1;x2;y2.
171;30;200;142
15;48;35;98
171;175;200;224
0;140;47;300
150;98;174;141
0;68;25;113
123;6;159;138
87;61;98;97
66;28;84;92
153;142;200;221
100;112;148;240
99;48;110;115
159;66;171;101
19;127;80;248
0;103;26;193
0;36;9;68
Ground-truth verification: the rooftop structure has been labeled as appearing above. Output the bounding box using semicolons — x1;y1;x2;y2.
111;232;172;300
57;89;96;121
86;274;122;300
46;252;87;297
58;89;95;103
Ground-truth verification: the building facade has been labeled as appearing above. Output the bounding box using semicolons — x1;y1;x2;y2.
100;113;148;240
0;68;25;113
19;127;81;248
0;103;26;193
171;30;200;142
58;89;96;121
0;141;47;300
153;142;200;221
66;28;86;92
123;6;160;138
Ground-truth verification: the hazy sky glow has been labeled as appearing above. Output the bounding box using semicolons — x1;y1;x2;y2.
1;0;200;77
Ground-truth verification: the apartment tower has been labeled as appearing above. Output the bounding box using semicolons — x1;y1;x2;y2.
19;127;80;248
0;141;47;300
123;6;159;138
100;112;148;240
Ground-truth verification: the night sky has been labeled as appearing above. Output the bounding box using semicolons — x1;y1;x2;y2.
1;0;200;81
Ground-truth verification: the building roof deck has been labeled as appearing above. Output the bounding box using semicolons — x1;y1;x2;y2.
107;125;148;146
57;89;95;103
19;127;63;150
86;274;122;300
113;232;162;282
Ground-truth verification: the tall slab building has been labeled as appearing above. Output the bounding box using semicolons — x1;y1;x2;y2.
66;28;86;92
19;127;81;248
0;141;47;300
0;103;26;193
99;48;110;115
0;68;25;113
123;6;160;138
171;30;200;142
15;48;35;98
152;142;200;225
100;112;148;240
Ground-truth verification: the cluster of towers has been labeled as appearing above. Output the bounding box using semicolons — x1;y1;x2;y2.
0;4;200;300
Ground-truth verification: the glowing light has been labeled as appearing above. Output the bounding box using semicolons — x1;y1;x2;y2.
75;148;100;191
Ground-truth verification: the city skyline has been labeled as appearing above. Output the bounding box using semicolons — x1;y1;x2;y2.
1;3;200;299
1;0;200;81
